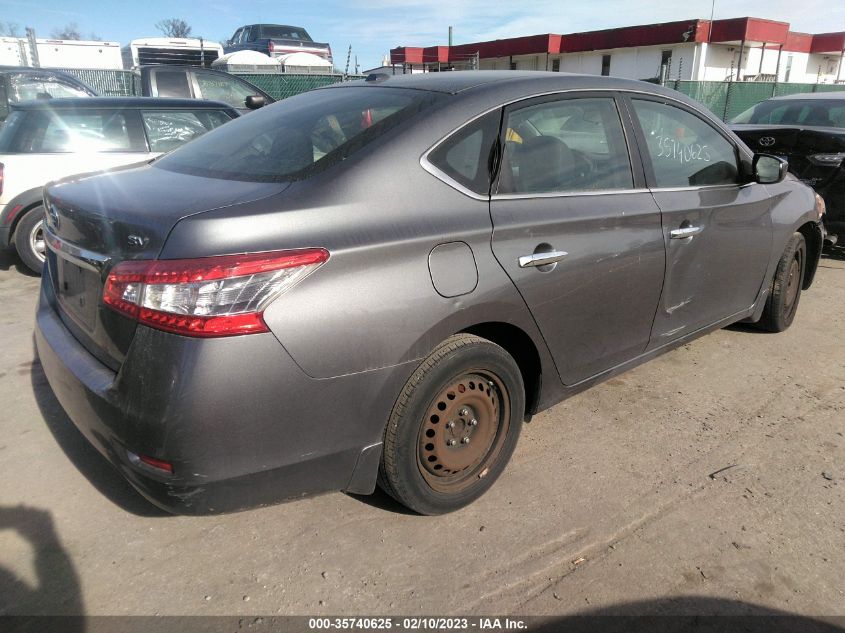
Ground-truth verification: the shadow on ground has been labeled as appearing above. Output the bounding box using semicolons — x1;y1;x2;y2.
822;241;845;262
0;505;84;630
533;596;845;632
0;247;38;277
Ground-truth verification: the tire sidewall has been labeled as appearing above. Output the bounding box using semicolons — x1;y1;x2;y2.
388;341;524;515
13;206;46;274
771;233;806;330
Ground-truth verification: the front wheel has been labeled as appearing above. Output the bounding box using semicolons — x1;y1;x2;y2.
13;206;47;275
378;334;525;515
756;232;806;332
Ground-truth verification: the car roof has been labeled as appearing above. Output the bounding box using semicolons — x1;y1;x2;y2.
10;97;238;111
334;70;681;97
769;91;845;101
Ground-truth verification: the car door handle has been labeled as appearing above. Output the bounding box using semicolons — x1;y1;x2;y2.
518;250;569;268
670;226;703;239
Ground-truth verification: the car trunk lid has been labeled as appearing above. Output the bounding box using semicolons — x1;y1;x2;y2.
43;163;287;371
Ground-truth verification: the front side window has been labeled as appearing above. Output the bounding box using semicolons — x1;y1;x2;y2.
155;87;445;182
427;111;500;195
142;110;233;153
194;71;258;109
498;97;633;194
0;109;144;153
632;99;739;187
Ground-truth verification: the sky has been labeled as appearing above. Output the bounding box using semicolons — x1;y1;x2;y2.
1;0;843;71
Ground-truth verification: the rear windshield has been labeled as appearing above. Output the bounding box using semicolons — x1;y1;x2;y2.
154;86;445;182
8;73;92;102
731;99;845;129
260;26;312;41
0;109;146;153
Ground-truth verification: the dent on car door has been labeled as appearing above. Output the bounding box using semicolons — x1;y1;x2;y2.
488;93;665;386
625;96;773;346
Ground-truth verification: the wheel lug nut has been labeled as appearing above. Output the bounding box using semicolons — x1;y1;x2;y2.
460;408;469;417
470;419;478;426
447;439;457;446
447;421;455;429
461;437;470;444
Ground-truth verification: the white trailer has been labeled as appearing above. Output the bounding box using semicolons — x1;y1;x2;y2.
0;37;29;66
35;39;123;69
121;38;224;69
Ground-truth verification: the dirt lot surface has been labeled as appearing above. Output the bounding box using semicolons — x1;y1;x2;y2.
0;245;843;621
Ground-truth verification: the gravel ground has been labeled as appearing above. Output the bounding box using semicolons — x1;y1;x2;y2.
0;244;843;620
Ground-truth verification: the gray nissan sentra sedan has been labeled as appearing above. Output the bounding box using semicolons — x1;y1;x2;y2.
35;71;825;515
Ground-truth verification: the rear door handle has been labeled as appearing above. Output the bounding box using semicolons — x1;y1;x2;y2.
518;250;569;268
670;226;703;239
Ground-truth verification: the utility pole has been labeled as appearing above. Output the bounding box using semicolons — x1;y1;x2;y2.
448;26;453;47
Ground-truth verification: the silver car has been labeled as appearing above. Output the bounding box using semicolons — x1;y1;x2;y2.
35;72;825;515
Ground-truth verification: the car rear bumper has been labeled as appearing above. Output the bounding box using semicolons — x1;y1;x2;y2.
34;275;403;514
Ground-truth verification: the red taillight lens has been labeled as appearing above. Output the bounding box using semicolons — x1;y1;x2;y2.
268;41;275;54
103;249;329;337
139;454;174;474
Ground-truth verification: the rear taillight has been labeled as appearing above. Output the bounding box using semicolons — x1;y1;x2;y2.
268;41;275;55
103;249;329;337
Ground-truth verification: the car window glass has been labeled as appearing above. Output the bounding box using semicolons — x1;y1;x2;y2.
9;74;90;102
154;72;192;98
194;72;256;109
156;87;445;182
428;111;500;195
498;97;633;194
7;110;142;153
632;99;738;187
261;26;311;40
142;110;232;152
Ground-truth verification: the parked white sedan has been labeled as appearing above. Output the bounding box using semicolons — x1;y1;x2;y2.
0;97;237;273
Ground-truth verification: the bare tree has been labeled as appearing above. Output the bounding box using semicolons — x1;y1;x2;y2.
51;22;82;40
0;21;22;37
155;18;192;38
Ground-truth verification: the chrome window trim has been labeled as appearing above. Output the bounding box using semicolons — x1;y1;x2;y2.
420;86;750;201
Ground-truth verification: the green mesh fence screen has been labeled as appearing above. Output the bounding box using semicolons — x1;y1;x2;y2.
53;68;138;96
45;69;363;101
669;80;845;121
232;73;363;100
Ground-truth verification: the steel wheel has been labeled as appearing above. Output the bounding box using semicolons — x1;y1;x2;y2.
783;254;801;316
378;333;525;515
417;371;510;494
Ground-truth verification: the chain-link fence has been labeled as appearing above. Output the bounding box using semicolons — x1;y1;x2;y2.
231;73;362;100
668;80;844;122
48;68;363;101
53;68;138;96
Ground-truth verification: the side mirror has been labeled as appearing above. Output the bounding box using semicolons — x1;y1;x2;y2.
753;153;788;184
245;95;266;110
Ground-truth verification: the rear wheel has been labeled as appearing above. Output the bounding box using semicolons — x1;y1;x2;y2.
378;334;524;515
757;232;806;333
14;206;47;275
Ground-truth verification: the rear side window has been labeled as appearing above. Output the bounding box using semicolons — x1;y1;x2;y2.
142;110;233;153
428;111;500;195
0;109;146;153
632;99;738;187
155;87;445;182
8;74;91;102
194;71;258;109
154;72;192;98
498;97;633;194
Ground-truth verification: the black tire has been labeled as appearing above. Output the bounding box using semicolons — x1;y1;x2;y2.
378;333;525;515
757;232;806;333
13;206;47;275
